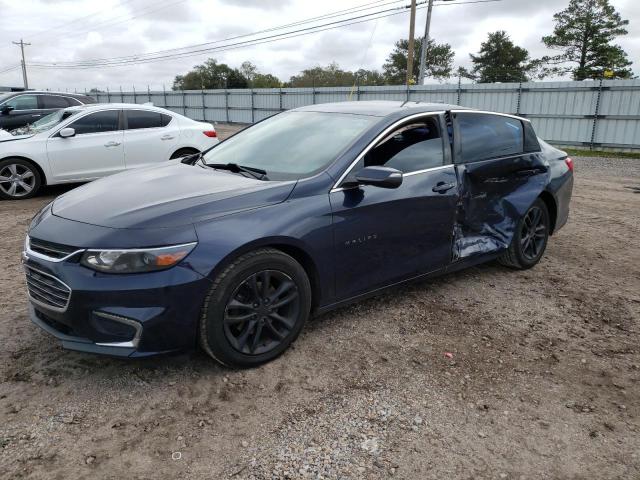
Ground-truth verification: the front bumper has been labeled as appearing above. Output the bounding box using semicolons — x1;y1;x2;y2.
24;254;212;358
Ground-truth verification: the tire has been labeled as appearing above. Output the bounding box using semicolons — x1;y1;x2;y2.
199;248;312;368
170;148;199;160
0;158;42;200
499;198;550;270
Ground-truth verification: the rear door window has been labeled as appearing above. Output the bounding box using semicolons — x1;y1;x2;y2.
41;95;70;109
456;112;524;163
68;110;120;135
125;110;166;129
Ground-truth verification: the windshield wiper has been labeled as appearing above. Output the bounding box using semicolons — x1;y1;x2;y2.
206;163;267;180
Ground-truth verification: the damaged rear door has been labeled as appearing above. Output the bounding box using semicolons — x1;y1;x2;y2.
450;111;547;260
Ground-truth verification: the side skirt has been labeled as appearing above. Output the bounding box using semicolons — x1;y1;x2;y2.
313;251;503;317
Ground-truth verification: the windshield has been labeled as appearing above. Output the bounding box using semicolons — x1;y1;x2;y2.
0;93;11;104
18;109;78;135
203;111;377;180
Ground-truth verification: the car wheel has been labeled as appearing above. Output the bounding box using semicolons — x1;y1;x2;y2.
170;148;199;160
0;158;41;200
199;248;312;368
499;198;550;270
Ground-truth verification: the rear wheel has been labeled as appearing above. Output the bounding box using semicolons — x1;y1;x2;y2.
170;148;199;160
0;158;41;200
199;248;311;368
499;198;550;269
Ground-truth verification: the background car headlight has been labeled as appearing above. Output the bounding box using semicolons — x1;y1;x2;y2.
80;242;197;273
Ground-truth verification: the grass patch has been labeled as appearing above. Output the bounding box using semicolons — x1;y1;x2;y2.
562;148;640;159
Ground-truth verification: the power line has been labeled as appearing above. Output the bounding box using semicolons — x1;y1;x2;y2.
26;0;502;71
0;65;21;75
42;0;188;43
29;2;415;68
24;0;138;41
28;0;407;67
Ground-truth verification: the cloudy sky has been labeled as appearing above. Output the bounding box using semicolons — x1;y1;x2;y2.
0;0;638;91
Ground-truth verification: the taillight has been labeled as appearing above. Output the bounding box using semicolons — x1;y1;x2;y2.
203;130;217;138
565;157;574;172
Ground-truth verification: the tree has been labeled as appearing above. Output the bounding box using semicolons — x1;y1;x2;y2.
542;0;633;80
469;31;538;83
172;59;247;90
354;69;386;86
252;73;281;88
382;38;454;84
287;63;355;87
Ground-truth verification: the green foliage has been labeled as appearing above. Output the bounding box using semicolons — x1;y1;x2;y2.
286;62;384;87
172;59;282;90
542;0;632;80
172;59;248;90
382;38;454;84
469;31;540;83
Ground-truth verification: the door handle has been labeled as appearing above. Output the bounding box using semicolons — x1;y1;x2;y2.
432;182;456;193
104;141;121;147
160;135;175;140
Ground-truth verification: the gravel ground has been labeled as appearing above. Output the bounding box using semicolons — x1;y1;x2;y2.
0;125;638;479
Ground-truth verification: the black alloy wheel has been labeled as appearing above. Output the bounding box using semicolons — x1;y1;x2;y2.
223;270;300;355
499;198;550;270
199;248;311;368
520;205;547;261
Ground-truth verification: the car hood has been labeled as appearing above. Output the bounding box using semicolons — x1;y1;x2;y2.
52;162;296;229
0;132;35;142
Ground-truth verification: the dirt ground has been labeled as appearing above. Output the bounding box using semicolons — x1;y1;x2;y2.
0;125;638;480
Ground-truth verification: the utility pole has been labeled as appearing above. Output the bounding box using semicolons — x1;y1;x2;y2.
418;0;453;85
12;39;30;89
418;0;434;85
406;0;417;86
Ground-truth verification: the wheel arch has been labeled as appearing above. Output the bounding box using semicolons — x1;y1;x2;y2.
170;146;200;158
206;236;324;311
0;155;47;186
538;190;557;235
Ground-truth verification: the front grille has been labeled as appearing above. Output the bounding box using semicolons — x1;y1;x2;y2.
24;266;71;311
29;237;79;260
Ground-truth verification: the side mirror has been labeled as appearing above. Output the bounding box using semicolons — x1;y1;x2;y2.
59;127;76;138
1;105;14;115
354;166;403;189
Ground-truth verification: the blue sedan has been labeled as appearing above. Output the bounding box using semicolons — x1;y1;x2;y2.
23;101;573;367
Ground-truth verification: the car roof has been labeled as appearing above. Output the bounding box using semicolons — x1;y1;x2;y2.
0;90;92;99
62;103;172;114
292;100;470;117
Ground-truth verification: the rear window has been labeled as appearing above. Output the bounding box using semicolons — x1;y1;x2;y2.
125;110;171;129
523;120;541;152
456;112;524;163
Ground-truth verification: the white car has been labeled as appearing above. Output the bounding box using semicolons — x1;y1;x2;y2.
0;103;218;199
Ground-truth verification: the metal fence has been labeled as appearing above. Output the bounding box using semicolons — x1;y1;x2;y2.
92;79;640;151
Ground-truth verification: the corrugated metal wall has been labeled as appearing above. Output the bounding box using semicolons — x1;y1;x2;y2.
93;79;640;150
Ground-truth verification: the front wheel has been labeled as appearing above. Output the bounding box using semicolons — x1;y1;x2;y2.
499;198;550;269
0;158;41;200
199;248;311;368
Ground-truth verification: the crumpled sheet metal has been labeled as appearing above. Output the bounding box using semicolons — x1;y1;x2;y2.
452;154;549;260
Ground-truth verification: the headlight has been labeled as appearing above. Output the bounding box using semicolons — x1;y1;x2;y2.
80;242;197;273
